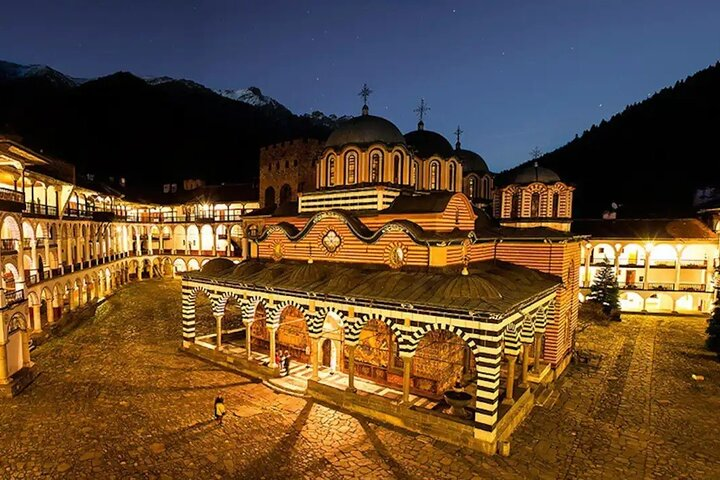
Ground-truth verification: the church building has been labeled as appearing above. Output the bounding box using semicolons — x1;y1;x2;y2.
181;95;582;454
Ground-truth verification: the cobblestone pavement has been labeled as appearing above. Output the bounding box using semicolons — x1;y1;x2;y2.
1;280;719;479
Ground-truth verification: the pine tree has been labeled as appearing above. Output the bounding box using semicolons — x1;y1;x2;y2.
589;264;620;315
706;300;720;357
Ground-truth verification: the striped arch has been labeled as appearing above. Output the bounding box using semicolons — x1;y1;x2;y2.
503;323;522;357
272;300;311;330
346;313;404;346
520;314;535;344
407;322;481;360
215;292;245;317
309;306;346;337
181;286;212;342
243;296;270;325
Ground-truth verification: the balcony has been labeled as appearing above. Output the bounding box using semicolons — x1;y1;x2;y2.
0;187;25;212
0;239;18;254
647;282;675;291
649;261;676;269
23;202;58;218
618;260;645;268
92;210;116;222
619;283;641;290
65;207;93;219
679;283;707;292
5;289;25;306
679;259;707;269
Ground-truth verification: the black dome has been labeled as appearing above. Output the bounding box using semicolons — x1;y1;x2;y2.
404;129;454;158
325;114;405;149
456;148;489;173
511;163;561;185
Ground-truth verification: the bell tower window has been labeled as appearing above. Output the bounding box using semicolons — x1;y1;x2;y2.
511;191;521;218
552;192;560;217
393;154;403;184
430;161;439;190
448;162;457;191
345;152;357;184
327;155;336;187
371;152;383;183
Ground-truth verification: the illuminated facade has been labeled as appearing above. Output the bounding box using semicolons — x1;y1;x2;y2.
181;104;582;454
0;137;257;396
575;219;719;313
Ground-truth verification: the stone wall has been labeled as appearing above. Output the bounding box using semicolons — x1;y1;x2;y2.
259;139;323;207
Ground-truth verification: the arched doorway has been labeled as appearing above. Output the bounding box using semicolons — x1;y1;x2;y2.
279;184;292;204
264;186;276;207
321;338;333;369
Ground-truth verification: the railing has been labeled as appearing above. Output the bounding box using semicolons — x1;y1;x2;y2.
0;239;17;253
647;282;675;290
590;259;613;266
649;261;676;268
64;207;94;219
25;273;38;285
618;260;645;267
679;283;707;292
0;187;24;204
23;203;58;217
680;259;707;268
5;289;24;305
618;283;641;289
124;209;249;223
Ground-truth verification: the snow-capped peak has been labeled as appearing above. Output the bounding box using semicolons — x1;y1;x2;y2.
215;86;281;108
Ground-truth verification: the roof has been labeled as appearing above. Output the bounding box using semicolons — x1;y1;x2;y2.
456;147;489;174
404;128;454;158
382;191;457;214
190;258;560;316
572;218;717;240
325;114;406;149
508;163;560;185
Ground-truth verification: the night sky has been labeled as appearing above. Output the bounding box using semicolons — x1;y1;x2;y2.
1;0;719;171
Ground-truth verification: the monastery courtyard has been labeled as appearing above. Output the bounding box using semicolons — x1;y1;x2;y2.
0;280;718;480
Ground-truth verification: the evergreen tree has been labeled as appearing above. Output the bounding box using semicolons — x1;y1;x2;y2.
706;300;720;357
589;264;620;315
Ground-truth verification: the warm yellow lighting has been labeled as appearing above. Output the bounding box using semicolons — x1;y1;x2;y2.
645;242;654;251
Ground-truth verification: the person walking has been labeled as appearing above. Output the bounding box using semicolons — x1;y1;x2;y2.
214;393;226;425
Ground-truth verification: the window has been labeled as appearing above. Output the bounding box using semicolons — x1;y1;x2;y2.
393;154;402;184
552;192;560;217
411;161;419;187
469;176;477;198
430;161;439;190
531;192;540;217
163;184;170;193
327;155;336;186
171;184;177;193
293;159;298;167
511;191;521;218
448;162;457;191
371;151;383;182
345;152;357;184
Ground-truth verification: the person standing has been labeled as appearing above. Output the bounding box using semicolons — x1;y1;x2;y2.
214;393;226;425
284;350;291;376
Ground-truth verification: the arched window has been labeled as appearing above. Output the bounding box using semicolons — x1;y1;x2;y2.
371;151;383;183
411;161;419;187
345;152;357;184
511;191;521;218
530;192;541;217
469;176;478;198
481;176;491;199
393;153;403;184
552;192;560;217
448;162;457;191
327;155;336;187
430;161;440;190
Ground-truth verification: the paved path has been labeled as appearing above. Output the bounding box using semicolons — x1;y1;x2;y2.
0;279;718;479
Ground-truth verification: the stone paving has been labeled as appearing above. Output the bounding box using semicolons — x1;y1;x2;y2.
0;279;719;479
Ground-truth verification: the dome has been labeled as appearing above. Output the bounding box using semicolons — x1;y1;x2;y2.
456;148;489;173
201;258;235;275
325;114;406;149
404;127;454;158
510;162;561;185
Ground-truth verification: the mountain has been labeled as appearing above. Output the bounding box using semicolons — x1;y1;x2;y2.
501;61;720;218
0;60;337;189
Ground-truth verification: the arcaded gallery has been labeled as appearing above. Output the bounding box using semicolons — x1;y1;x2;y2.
181;102;581;453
